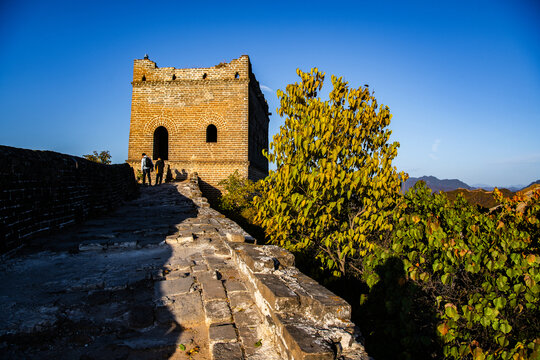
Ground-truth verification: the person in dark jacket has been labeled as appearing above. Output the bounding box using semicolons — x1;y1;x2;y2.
155;157;165;185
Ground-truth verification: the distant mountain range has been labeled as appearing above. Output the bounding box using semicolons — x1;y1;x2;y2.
402;176;539;193
471;184;524;192
402;176;472;193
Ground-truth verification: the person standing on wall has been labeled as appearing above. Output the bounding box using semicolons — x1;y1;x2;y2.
141;153;153;186
155;157;164;185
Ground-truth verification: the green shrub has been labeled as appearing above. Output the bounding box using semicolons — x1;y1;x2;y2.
361;182;540;359
218;170;262;224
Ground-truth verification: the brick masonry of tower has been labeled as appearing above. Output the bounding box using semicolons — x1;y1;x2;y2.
127;55;270;199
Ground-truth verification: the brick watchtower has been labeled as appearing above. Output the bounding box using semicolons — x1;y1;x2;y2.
127;55;269;197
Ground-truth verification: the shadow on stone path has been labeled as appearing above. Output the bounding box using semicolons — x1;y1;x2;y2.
1;182;285;359
0;184;196;359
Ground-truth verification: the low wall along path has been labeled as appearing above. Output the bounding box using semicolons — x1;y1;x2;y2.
0;174;369;359
0;145;138;252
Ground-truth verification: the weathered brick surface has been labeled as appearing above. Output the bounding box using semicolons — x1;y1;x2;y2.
0;145;138;252
127;55;269;199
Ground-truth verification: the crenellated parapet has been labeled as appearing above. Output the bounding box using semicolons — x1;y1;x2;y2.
132;55;250;83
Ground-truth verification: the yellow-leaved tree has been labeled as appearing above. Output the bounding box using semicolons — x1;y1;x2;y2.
254;68;407;276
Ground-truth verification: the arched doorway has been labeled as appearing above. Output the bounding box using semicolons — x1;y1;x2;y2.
153;126;168;160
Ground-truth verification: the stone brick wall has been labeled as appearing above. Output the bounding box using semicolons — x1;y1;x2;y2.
0;145;138;252
248;66;270;179
127;55;269;199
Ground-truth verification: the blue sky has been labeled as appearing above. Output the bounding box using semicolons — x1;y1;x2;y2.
1;0;539;187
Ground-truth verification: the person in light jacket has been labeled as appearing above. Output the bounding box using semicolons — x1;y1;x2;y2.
141;153;153;186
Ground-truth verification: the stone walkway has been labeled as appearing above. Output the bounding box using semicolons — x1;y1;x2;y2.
0;182;282;359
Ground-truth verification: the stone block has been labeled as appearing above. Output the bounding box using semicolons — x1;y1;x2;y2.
155;305;175;326
196;270;218;283
277;314;335;360
233;307;263;330
217;268;241;281
226;232;246;242
265;245;295;268
178;234;194;244
295;273;351;321
164;234;178;244
204;300;233;324
254;273;299;312
166;258;193;270
200;279;227;301
212;342;243;360
224;279;247;293
237;326;263;357
164;269;190;280
205;255;228;269
228;291;254;310
155;277;193;299
191;264;208;273
214;242;231;256
156;292;205;327
171;292;205;326
120;325;183;351
209;323;237;342
234;244;276;272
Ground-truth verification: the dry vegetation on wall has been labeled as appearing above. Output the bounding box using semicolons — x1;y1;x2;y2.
82;150;112;165
218;69;540;359
444;188;514;210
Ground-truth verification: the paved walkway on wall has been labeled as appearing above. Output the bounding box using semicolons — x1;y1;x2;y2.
0;182;282;359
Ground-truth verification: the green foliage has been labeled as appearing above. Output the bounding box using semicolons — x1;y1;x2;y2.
361;182;540;359
83;150;111;165
254;68;406;276
219;170;262;223
232;67;539;359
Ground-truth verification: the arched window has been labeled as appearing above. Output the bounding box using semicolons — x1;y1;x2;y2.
206;124;217;143
153;126;168;160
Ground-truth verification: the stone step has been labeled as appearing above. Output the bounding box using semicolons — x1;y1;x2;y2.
276;314;335;360
233;244;277;272
154;277;193;299
264;245;295;268
254;273;299;312
231;243;295;273
212;342;243;360
291;271;352;322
